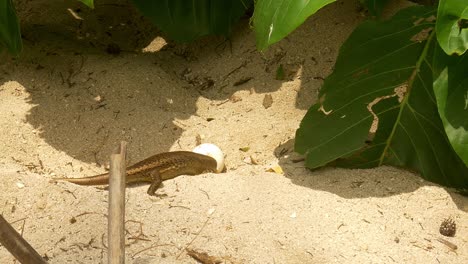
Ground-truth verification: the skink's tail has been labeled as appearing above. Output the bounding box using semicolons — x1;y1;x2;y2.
51;173;109;186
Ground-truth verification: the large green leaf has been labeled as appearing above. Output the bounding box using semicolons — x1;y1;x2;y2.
253;0;335;50
295;6;468;189
78;0;94;9
130;0;251;42
436;0;468;55
0;0;22;55
433;46;468;166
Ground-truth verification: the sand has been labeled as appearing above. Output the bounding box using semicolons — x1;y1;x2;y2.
1;0;467;263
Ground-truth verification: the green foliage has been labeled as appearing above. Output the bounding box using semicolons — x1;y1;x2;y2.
129;0;251;42
295;6;468;189
433;45;468;167
436;0;468;55
0;0;21;55
253;0;335;50
276;64;285;80
78;0;94;9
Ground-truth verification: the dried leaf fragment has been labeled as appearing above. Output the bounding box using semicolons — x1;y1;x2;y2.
249;155;259;165
239;146;250;152
263;94;273;109
186;249;223;264
266;165;284;174
242;155;259;165
195;134;204;145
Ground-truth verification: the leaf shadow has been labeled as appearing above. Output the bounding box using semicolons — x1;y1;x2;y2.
3;0;356;167
0;0;287;167
276;139;468;212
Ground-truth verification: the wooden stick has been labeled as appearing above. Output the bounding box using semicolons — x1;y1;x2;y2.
108;141;127;264
0;215;47;264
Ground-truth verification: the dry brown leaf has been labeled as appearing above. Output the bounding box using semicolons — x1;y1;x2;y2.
262;94;273;109
186;249;223;264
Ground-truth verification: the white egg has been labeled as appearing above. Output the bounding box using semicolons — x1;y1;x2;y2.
192;143;225;173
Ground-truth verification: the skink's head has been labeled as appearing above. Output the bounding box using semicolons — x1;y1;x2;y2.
192;143;225;173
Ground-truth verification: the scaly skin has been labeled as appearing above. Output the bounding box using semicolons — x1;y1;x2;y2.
53;151;218;195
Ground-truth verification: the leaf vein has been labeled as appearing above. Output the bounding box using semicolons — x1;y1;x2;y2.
345;42;420;80
397;122;426;176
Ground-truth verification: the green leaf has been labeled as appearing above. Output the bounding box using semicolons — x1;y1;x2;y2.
295;6;468;189
78;0;94;9
253;0;335;50
130;0;251;42
276;64;285;80
0;0;22;55
433;46;468;166
360;0;391;17
436;0;468;55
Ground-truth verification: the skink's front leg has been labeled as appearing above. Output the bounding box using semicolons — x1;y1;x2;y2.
146;170;163;196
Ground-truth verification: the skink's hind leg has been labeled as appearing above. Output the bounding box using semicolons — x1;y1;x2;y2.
147;170;163;196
